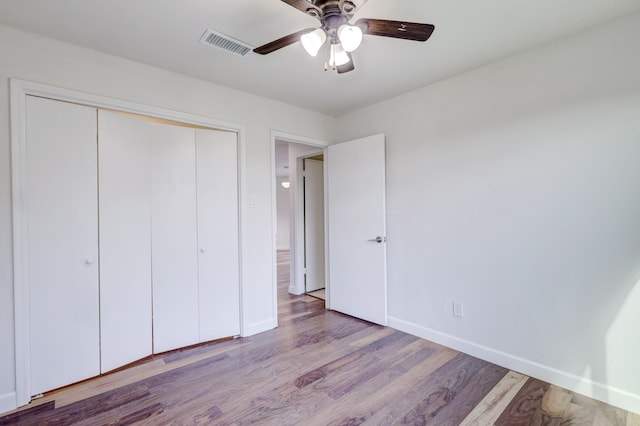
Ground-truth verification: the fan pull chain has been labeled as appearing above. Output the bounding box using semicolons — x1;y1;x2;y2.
324;42;330;71
324;42;334;72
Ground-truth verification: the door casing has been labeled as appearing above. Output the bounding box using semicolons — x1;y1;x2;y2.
270;133;328;314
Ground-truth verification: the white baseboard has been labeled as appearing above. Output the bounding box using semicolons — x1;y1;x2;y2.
242;318;277;337
276;245;290;251
0;391;17;416
288;285;304;295
388;316;640;415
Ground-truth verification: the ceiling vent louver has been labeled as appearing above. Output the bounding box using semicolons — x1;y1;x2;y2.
199;29;253;57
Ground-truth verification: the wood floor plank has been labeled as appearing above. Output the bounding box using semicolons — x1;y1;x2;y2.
394;354;494;425
425;362;509;425
50;337;249;409
349;326;396;348
542;385;573;418
352;353;479;425
494;377;551;425
175;320;390;424
567;392;629;425
309;342;457;426
99;402;165;426
0;401;54;426
459;370;529;426
212;332;418;425
36;385;150;426
628;411;640;426
563;401;599;425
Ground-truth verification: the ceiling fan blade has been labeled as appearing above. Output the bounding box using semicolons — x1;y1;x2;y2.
355;18;435;42
280;0;321;18
253;29;315;55
337;52;355;74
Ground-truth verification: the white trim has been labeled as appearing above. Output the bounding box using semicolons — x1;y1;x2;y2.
322;157;330;309
0;392;17;415
293;156;305;295
243;318;277;337
10;78;248;408
237;120;249;338
10;79;31;408
271;130;329;148
270;131;328;319
269;135;279;325
388;316;640;415
288;285;301;295
294;151;324;295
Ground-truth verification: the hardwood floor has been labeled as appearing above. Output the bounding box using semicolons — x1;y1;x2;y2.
2;250;638;425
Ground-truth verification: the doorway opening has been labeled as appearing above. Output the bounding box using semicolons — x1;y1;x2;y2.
274;137;326;315
272;132;388;329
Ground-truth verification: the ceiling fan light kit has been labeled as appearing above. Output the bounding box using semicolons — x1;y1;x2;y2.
254;0;435;74
337;24;363;52
330;43;350;66
301;28;327;56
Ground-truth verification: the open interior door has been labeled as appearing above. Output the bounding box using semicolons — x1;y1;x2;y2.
327;134;387;325
304;158;325;292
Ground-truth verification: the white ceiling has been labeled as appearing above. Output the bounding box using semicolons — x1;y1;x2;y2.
1;0;639;116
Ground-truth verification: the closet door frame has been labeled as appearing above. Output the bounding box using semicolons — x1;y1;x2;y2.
9;78;247;408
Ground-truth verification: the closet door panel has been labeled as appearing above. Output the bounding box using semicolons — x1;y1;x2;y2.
196;129;240;341
151;125;200;353
26;96;100;394
98;110;152;372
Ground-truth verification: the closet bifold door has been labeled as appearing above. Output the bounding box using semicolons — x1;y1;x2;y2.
151;124;200;353
26;96;100;395
195;129;240;341
98;110;153;372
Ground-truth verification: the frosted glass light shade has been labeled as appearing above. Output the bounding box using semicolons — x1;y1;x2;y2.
330;43;350;67
337;24;363;52
301;28;327;57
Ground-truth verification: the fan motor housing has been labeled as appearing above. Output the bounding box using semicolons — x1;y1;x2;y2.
322;7;348;31
307;0;360;19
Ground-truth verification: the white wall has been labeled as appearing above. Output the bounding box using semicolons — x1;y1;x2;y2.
334;13;640;413
276;177;290;250
0;24;333;412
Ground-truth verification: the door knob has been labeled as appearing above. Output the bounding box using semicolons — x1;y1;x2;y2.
200;248;206;253
367;236;385;244
84;258;94;265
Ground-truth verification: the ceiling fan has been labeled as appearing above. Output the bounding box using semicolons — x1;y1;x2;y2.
253;0;435;74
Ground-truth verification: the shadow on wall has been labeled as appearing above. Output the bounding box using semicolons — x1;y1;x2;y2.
578;274;640;405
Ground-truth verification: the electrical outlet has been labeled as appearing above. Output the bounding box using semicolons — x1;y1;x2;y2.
453;301;464;318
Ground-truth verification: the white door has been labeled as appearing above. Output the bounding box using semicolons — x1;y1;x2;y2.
304;158;325;292
195;128;240;342
98;110;153;372
26;96;101;394
327;134;387;325
151;124;200;353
